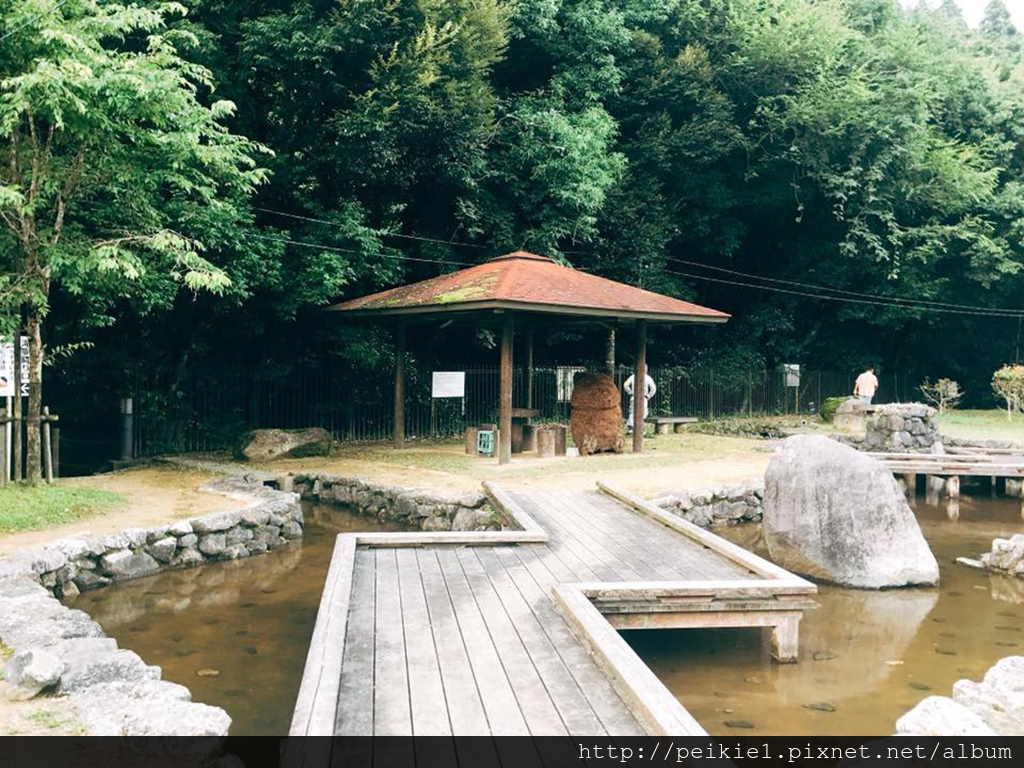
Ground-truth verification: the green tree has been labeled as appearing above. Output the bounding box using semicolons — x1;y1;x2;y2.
981;0;1017;38
0;0;267;482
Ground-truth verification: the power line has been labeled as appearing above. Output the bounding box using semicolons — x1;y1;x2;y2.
252;206;490;251
0;0;75;43
664;255;1024;316
243;231;475;267
665;269;1024;318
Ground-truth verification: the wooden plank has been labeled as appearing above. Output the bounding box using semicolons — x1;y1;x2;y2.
453;547;569;736
356;530;547;547
576;579;817;598
372;549;413;735
493;546;644;735
482;481;549;539
395;548;451;735
414;548;492;736
597;482;817;588
552;583;706;736
434;548;531;735
289;534;356;736
472;547;607;735
335;547;376;735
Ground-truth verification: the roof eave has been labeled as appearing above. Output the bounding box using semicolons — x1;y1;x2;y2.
327;299;729;324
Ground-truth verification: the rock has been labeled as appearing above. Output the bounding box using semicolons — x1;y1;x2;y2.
239;506;271;527
171;547;204;569
952;656;1024;735
236;427;332;462
422;516;452;532
221;544;250;560
25;548;68;576
123;528;149;548
178;533;199;548
191;511;242;534
148;537;178;563
3;649;64;698
72;680;231;739
452;507;497;531
58;649;161;693
61;581;80;600
225;527;253;545
895;696;998;736
198;534;227;556
100;550;160;581
73;570;112;591
169;520;194;536
763;435;939;588
280;521;302;539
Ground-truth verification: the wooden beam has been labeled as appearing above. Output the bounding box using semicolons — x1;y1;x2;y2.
393;321;406;449
526;324;534;410
632;321;647;454
605;328;615;377
498;312;514;464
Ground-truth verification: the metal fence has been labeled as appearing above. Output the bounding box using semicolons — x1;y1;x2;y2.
130;364;911;457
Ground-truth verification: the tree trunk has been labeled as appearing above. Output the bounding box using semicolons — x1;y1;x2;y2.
24;305;43;484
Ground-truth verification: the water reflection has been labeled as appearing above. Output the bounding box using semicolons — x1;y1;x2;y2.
76;503;412;736
628;494;1024;736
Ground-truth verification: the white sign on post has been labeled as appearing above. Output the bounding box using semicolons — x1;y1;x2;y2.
0;336;29;397
431;371;466;399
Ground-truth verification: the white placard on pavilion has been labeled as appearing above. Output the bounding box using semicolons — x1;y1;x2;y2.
432;371;466;398
0;336;29;397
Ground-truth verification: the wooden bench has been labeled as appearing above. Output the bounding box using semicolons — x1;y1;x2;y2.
646;415;698;435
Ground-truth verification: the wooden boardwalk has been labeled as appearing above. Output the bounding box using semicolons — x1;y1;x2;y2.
290;482;816;743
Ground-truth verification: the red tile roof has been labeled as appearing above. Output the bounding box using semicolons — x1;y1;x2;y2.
328;251;729;323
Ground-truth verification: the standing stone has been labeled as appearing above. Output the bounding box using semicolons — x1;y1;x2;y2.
763;435;939;588
236;427;332;462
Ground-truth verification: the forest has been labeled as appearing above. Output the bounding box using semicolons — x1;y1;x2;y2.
2;0;1024;469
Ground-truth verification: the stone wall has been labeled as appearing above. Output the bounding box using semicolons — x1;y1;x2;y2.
293;472;505;532
652;479;764;528
863;403;940;452
0;471;301;736
8;474;302;600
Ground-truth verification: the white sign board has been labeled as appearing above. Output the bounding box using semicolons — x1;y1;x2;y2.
783;363;800;388
0;336;29;397
431;371;465;399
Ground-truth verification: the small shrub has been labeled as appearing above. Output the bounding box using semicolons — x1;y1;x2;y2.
919;378;963;412
992;365;1024;420
819;396;850;423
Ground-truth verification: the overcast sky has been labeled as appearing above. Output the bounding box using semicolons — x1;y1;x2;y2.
900;0;1024;27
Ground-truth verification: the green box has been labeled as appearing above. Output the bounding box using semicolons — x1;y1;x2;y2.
477;429;495;457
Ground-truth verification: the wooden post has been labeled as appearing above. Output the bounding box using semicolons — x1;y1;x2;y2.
526;325;534;410
605;328;616;378
393;321;406;449
52;420;60;479
0;408;6;487
632;321;647;454
498;312;514;465
946;475;960;500
769;614;800;663
42;406;53;484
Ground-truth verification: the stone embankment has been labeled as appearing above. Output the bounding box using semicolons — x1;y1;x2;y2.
864;403;940;452
651;479;764;528
291;472;503;531
896;656;1024;735
0;470;301;736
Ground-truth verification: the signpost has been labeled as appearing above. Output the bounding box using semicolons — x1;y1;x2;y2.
431;371;465;398
1;336;28;483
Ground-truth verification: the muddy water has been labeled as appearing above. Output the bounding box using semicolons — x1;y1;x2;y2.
626;494;1024;735
73;503;412;736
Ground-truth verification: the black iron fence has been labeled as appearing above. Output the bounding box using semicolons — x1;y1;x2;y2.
130;364;912;457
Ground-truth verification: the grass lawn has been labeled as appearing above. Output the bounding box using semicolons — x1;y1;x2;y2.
936;409;1024;442
0;485;124;533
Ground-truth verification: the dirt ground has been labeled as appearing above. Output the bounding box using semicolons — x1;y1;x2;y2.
0;466;237;556
0;682;82;735
251;433;773;496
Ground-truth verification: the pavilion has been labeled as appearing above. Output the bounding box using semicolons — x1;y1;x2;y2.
328;251;729;463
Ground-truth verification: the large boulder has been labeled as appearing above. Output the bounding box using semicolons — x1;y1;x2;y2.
895;696;998;736
952;656;1024;735
236;427;332;462
763;435;939;588
569;372;624;456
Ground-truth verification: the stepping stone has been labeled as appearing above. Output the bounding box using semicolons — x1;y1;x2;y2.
812;651;838;661
803;702;836;712
725;720;755;729
908;681;931;691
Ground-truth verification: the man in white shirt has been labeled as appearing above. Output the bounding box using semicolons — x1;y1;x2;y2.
624;372;657;432
853;367;879;404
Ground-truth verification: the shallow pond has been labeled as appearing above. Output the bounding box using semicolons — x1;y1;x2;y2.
73;503;412;736
76;494;1024;736
625;494;1024;735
